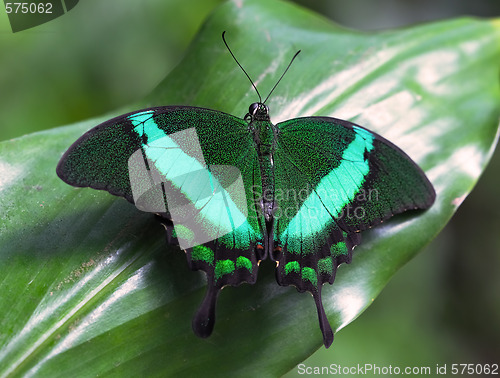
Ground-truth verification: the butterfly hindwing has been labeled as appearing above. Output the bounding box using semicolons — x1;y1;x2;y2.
57;106;266;337
272;116;435;346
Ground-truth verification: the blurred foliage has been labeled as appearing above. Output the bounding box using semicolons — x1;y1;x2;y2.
0;0;223;141
0;0;499;375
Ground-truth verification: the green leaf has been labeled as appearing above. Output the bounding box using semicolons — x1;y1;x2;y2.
1;0;499;376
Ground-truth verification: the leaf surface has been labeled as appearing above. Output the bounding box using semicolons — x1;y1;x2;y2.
0;0;499;376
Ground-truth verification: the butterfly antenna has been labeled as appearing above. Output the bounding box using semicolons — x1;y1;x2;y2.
263;49;301;104
222;31;262;103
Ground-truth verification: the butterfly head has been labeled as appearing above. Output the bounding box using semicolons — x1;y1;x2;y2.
247;102;270;122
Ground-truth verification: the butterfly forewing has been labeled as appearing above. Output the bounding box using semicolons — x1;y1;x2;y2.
274;116;435;235
57;106;266;336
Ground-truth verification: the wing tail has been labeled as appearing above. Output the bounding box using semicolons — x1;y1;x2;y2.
313;288;334;348
192;284;219;338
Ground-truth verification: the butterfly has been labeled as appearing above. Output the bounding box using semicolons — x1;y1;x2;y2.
56;32;435;348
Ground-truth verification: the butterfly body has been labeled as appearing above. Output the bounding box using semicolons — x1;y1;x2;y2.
247;103;277;224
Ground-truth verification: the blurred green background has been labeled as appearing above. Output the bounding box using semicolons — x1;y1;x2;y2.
1;0;499;375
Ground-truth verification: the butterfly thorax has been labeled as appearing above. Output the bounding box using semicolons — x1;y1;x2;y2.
246;102;274;154
247;102;277;223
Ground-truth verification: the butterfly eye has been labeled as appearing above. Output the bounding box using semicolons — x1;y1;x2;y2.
249;102;270;117
249;102;260;115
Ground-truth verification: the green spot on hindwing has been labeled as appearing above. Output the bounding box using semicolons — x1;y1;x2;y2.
215;259;235;280
235;256;252;273
317;257;334;275
284;261;300;275
191;245;214;265
301;267;318;286
174;225;195;244
330;241;348;258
